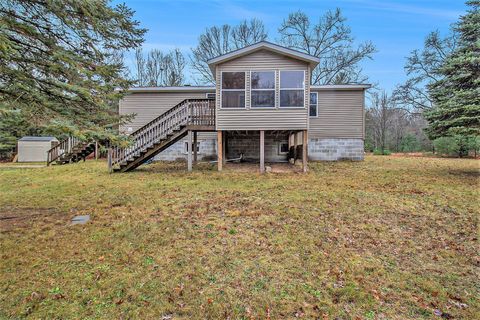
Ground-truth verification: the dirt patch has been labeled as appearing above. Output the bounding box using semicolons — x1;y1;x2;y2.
391;152;427;157
0;207;67;232
390;152;480;159
224;162;302;173
0;164;46;169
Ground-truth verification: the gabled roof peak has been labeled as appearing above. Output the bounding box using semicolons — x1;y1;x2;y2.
207;41;320;72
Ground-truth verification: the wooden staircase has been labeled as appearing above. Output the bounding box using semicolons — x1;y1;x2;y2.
108;98;215;172
47;137;96;166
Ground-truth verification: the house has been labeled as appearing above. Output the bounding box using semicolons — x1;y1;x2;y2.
110;41;370;172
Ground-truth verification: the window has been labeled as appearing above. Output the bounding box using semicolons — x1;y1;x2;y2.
184;141;200;154
278;142;289;155
309;92;318;117
221;72;245;108
206;93;216;99
251;71;275;108
280;70;305;107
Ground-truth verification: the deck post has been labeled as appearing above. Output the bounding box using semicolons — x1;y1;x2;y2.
222;131;226;166
293;132;298;162
193;131;198;165
217;130;223;171
260;130;265;173
302;130;308;173
187;130;192;172
288;132;292;160
107;148;112;173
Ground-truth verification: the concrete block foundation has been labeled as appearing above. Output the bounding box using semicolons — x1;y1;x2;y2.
152;135;364;162
308;138;364;161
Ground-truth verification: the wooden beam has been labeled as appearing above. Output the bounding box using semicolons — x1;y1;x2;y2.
293;132;298;162
187;130;192;172
107;148;112;173
288;133;293;162
260;130;265;173
95;141;99;160
193;131;198;165
222;131;226;166
217;130;223;171
302;130;308;173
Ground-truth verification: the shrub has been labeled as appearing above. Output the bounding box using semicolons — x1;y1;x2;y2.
400;133;421;152
434;137;458;156
373;149;391;155
434;135;479;157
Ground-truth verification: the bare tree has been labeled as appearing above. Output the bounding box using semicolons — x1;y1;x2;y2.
135;48;147;86
278;9;376;85
366;90;432;153
392;30;458;113
190;18;268;84
134;48;186;86
366;91;393;153
389;108;410;151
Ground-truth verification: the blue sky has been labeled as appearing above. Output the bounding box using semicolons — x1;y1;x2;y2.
120;0;467;92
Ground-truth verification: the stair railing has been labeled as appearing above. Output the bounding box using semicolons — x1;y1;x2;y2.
108;98;215;171
47;136;80;166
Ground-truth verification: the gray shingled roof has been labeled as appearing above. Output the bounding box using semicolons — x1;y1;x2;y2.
18;136;58;142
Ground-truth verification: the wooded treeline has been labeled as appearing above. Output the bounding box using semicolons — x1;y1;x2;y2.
365;1;479;156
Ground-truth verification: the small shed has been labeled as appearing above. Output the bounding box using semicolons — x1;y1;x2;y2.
17;136;59;162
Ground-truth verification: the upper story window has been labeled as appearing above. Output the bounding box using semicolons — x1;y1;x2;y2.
309;92;318;117
280;70;305;108
251;71;275;108
221;72;245;108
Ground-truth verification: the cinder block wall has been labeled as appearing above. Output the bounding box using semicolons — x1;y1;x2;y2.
154;138;217;161
226;132;289;162
308;138;364;161
152;135;364;162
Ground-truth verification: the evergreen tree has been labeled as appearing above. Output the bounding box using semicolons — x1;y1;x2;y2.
425;1;480;138
0;0;145;149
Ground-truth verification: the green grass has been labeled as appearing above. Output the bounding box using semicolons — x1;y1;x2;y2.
0;156;478;319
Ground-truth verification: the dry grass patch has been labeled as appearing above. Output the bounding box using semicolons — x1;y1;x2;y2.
0;156;478;319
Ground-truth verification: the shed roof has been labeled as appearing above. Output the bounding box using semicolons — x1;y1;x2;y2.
207;41;320;74
19;136;58;142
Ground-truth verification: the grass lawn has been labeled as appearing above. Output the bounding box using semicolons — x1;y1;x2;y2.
0;156;478;319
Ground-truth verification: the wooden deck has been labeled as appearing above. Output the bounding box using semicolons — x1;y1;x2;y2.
108;98;215;172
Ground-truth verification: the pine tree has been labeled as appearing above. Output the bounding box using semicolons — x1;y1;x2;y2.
0;0;146;149
425;1;480;138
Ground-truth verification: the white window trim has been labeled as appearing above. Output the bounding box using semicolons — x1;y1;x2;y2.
220;71;247;109
250;70;276;109
279;70;306;108
309;92;318;118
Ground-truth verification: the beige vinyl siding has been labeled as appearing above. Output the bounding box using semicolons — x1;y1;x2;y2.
18;140;57;162
309;89;365;139
119;91;215;139
216;49;309;131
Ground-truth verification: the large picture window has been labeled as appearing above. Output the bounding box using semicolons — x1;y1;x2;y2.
251;71;275;108
309;92;318;117
280;70;305;108
221;72;245;108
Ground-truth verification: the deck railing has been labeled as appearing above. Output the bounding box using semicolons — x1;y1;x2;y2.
47;136;80;166
108;98;215;171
